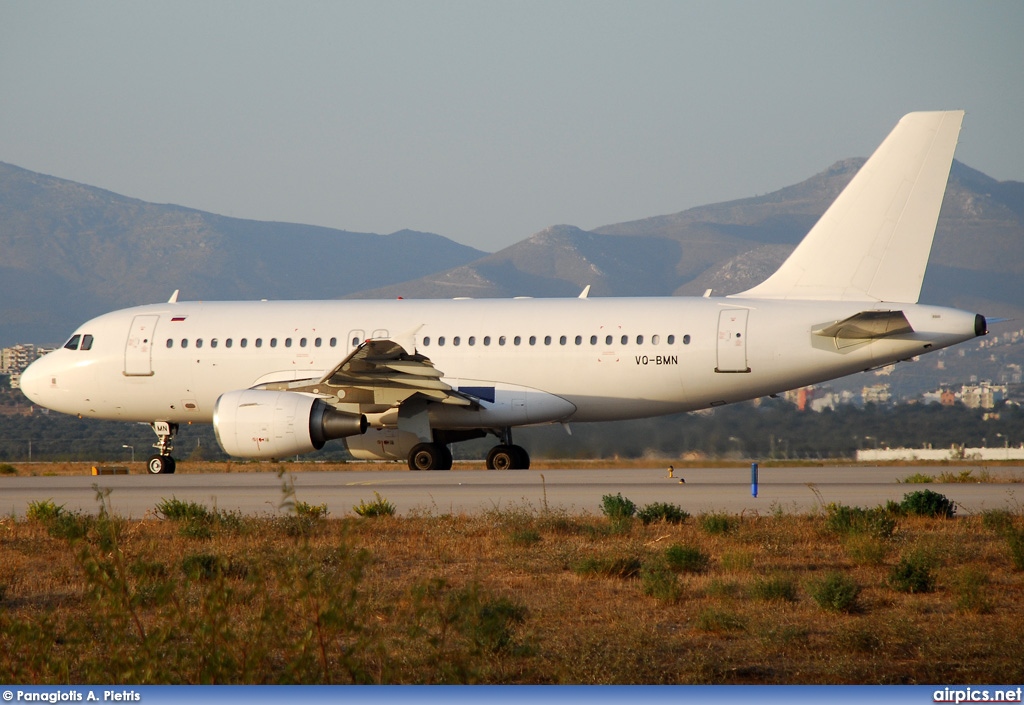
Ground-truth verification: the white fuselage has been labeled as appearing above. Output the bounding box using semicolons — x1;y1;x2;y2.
21;295;982;432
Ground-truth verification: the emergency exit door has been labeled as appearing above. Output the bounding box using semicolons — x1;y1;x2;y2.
716;309;750;373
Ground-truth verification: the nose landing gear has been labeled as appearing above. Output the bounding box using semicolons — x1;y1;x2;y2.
147;421;178;474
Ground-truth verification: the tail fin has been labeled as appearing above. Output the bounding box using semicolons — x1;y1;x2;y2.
734;110;964;303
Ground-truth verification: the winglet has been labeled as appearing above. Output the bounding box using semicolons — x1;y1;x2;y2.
168;289;179;304
734;111;964;303
578;285;591;299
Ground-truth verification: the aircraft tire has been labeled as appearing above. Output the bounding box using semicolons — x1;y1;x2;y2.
486;445;515;470
510;445;530;470
408;443;449;471
147;454;175;475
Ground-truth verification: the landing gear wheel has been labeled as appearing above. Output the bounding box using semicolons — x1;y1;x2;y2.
487;445;515;470
487;444;529;470
408;443;451;471
147;454;176;475
510;444;530;470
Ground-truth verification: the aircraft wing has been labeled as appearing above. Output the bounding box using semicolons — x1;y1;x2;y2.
316;338;474;408
251;337;474;409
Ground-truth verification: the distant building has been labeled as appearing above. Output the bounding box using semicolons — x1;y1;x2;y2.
960;382;1004;409
1;344;51;389
861;384;891;405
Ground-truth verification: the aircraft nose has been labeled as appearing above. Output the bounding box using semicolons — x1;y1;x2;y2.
19;356;51;407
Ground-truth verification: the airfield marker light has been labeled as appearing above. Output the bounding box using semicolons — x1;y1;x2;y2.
751;462;759;498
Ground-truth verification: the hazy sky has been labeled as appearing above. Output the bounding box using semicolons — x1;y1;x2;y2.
2;1;1021;252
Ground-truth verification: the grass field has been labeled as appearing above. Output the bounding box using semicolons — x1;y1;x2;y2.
2;479;1023;684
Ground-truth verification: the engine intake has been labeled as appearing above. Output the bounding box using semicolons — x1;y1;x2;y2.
214;389;367;459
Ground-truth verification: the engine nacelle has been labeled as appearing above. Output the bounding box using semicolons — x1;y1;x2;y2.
213;389;367;459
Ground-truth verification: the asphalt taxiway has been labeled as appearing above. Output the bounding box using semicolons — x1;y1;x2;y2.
3;465;1021;518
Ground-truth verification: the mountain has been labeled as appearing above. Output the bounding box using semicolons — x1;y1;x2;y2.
0;162;486;345
355;160;1024;322
3;156;1023;347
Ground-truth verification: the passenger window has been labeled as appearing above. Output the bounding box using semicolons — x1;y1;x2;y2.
499;336;506;346
560;336;568;345
590;335;597;345
514;336;521;346
240;339;248;348
605;335;613;345
682;334;690;345
314;338;321;347
166;339;173;349
621;335;628;345
544;336;551;345
351;336;360;347
574;336;581;345
330;337;337;347
423;336;431;346
652;335;660;345
181;339;188;349
529;336;536;346
453;337;461;346
270;338;278;348
226;339;233;348
284;338;292;348
469;336;476;346
64;335;81;351
211;339;218;348
483;336;490;346
438;337;446;346
196;339;203;349
300;338;307;347
255;338;262;348
80;334;94;351
636;335;643;345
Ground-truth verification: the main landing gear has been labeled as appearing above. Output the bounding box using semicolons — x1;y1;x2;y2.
408;442;453;471
485;428;530;470
147;421;178;475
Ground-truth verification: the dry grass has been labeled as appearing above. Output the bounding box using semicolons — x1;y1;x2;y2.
2;493;1024;684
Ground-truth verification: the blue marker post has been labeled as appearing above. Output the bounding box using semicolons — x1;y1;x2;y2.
751;462;759;498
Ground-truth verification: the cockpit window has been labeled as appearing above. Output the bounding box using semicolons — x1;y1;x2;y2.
80;334;94;351
64;334;81;351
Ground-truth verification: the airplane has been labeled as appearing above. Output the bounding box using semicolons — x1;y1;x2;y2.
20;110;987;474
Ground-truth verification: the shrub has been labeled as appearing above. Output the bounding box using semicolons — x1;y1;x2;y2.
26;499;63;523
981;509;1015;534
573;555;642;579
900;489;956;519
824;503;897;539
641;564;682;603
953;567;992;614
600;494;636;522
750;574;798;602
181;553;223;581
0;463;16;475
295;501;329;519
900;473;934;484
1006;528;1024;571
888;553;936;593
808;572;860;613
353;492;396;518
156;497;212;522
636;502;689;525
509;528;542;547
664;544;710;573
696;608;746;632
700;512;736;535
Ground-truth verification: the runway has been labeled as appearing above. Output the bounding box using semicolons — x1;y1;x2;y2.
3;465;1022;518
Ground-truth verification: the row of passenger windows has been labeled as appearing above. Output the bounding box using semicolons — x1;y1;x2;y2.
164;333;694;350
167;336;339;350
421;333;691;347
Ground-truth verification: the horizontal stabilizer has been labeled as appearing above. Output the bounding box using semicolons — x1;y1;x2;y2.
813;310;913;340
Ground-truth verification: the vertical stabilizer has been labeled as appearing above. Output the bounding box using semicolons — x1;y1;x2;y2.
734;111;964;303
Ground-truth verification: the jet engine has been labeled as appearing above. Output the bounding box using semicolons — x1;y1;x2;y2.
213;389;367;459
